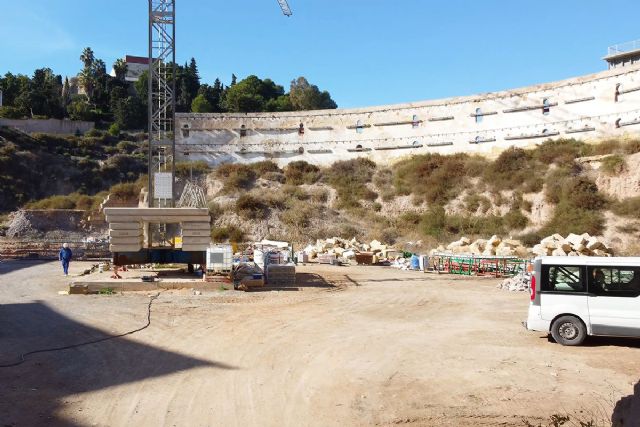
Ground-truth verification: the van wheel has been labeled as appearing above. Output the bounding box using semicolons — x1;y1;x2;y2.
551;316;586;346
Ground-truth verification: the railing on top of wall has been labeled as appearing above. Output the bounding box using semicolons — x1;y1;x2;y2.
607;40;640;56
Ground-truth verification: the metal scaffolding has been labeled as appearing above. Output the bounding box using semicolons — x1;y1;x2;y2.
148;0;176;208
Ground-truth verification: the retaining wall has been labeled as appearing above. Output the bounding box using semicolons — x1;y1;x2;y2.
0;118;94;135
176;64;640;166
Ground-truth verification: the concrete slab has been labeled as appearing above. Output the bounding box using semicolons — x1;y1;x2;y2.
104;208;208;216
181;230;211;237
109;229;144;237
109;222;143;230
106;215;211;223
181;223;212;230
109;236;144;245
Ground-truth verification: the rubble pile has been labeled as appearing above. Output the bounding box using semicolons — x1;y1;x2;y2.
497;271;532;292
531;233;613;257
431;235;529;258
432;233;613;258
6;210;33;238
303;238;400;263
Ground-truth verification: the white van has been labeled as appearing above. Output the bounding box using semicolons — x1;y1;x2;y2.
525;256;640;345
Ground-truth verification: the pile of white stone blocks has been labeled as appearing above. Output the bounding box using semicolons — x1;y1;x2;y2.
104;207;211;252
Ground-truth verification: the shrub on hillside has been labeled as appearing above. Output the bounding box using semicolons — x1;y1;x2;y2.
325;158;377;208
215;163;256;192
600;155;626;175
109;182;141;200
280;201;315;229
282;185;309;201
284;161;320;185
262;171;286;183
541;201;605;236
464;194;491;213
393;153;471;205
503;209;529;230
24;193;102;211
533;138;589;164
235;194;269;219
175;161;211;179
211;225;245;243
624;138;640;154
613;196;640;218
591;139;621;155
484;147;544;192
250;160;281;176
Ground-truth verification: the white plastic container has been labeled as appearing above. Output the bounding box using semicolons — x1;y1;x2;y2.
206;244;233;272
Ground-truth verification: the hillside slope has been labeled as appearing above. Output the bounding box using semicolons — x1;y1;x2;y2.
0;127;146;213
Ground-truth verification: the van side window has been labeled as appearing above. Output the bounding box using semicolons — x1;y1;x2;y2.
587;266;640;297
544;266;584;292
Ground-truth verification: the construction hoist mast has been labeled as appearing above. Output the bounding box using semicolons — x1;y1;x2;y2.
148;0;176;208
147;0;291;209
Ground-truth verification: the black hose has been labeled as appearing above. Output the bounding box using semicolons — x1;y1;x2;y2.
0;293;160;368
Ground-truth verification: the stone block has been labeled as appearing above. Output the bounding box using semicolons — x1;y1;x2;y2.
109;229;143;237
586;237;604;251
109;222;143;230
565;233;586;247
109;236;144;245
551;248;567;256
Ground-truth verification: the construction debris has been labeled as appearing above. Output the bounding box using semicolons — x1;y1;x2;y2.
497;271;532;292
302;237;400;264
434;233;613;258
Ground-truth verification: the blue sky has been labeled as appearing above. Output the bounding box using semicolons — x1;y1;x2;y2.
1;0;639;108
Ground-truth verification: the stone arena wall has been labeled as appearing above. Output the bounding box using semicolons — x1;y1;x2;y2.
176;64;640;166
0;118;94;135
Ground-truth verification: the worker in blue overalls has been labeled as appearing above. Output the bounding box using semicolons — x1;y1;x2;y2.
59;243;73;276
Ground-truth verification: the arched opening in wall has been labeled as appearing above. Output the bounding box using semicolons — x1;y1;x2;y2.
356;120;364;134
355;144;363;151
615;118;622;128
412;140;420;146
298;146;304;154
542;129;549;136
615;83;622;102
542;98;550;115
412;115;420;128
181;124;190;138
475;108;483;124
474;136;481;144
298;123;305;135
240;124;247;137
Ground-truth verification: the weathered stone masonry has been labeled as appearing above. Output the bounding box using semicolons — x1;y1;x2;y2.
176;63;640;166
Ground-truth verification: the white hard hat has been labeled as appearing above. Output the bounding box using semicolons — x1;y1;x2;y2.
63;243;69;248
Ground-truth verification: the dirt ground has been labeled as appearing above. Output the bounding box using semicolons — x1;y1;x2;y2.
1;260;639;427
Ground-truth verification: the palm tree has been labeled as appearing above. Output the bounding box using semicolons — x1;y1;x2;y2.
93;59;106;78
113;58;128;81
78;68;95;103
80;47;95;69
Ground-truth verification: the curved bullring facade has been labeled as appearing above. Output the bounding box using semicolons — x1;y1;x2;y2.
176;63;640;166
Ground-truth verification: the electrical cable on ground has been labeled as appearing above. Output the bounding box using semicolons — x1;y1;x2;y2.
0;293;161;368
